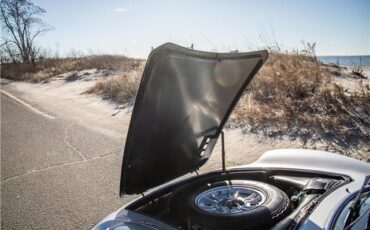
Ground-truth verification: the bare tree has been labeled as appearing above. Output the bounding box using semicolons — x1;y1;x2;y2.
0;0;52;64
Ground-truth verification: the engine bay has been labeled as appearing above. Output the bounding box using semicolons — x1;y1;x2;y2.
125;170;348;230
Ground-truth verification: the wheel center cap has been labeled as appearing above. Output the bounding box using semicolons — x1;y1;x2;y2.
224;198;244;209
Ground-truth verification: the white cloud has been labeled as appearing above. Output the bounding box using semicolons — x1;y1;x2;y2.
114;8;128;12
128;4;133;8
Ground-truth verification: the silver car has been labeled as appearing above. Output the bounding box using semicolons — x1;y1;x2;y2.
92;43;370;230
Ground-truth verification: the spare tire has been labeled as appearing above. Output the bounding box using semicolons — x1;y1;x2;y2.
169;180;290;230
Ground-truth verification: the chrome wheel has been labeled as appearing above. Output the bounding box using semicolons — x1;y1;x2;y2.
195;185;266;214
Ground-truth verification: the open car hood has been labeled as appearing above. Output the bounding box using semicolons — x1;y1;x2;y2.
120;43;268;195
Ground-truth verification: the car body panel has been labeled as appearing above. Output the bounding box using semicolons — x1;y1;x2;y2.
245;149;369;180
94;149;370;230
120;43;268;195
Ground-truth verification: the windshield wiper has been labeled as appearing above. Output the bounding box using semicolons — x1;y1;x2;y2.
343;175;370;230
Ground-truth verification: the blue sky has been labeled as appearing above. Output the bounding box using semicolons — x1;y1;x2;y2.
34;0;369;58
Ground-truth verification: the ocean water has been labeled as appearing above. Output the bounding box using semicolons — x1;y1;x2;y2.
318;55;370;67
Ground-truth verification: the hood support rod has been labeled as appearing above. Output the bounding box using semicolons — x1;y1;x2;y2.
221;131;226;172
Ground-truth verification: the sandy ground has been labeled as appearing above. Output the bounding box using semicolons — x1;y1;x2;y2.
331;66;370;94
2;69;132;139
1;69;309;173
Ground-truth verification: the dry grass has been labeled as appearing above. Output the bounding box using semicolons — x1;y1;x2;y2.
232;51;370;158
1;55;144;82
84;63;144;103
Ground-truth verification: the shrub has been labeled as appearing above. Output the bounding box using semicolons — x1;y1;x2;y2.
1;55;144;82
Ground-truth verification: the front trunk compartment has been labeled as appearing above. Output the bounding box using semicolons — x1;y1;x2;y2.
125;169;348;230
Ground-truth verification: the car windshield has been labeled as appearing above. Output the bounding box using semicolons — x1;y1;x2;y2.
333;189;370;230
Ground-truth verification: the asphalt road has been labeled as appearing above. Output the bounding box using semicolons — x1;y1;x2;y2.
1;91;135;229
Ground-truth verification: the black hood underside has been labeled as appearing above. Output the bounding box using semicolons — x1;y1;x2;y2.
120;43;268;195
